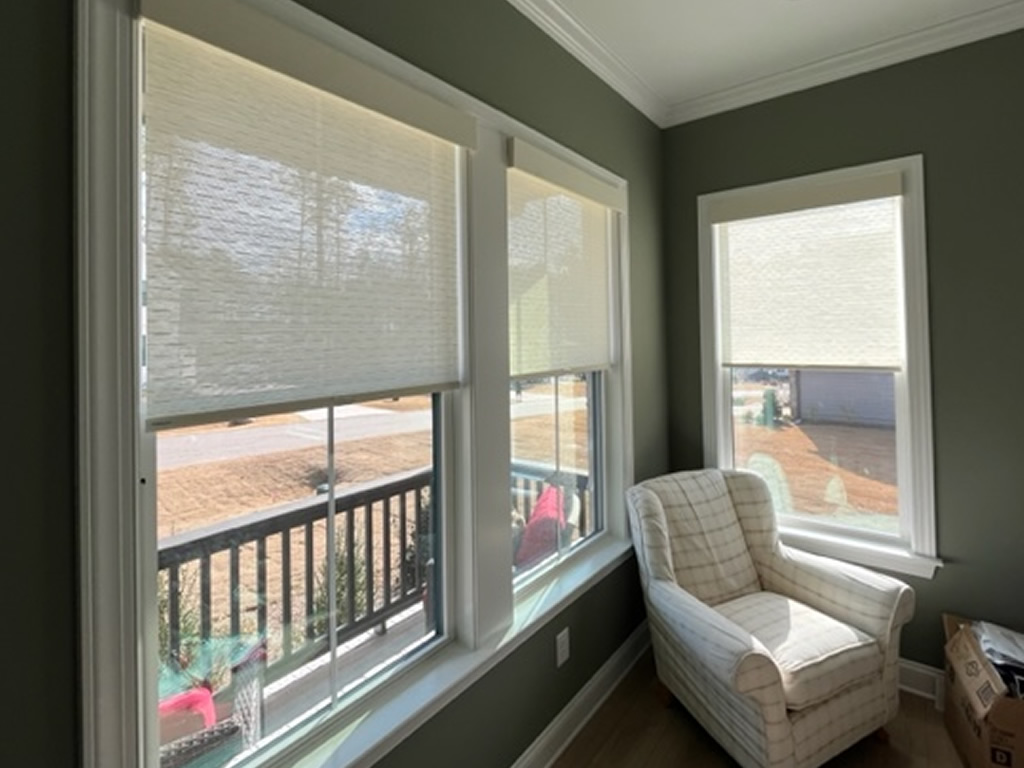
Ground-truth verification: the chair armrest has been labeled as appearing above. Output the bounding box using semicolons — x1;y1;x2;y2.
647;579;782;699
760;544;915;641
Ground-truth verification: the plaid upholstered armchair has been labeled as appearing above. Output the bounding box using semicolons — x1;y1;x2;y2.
626;469;914;768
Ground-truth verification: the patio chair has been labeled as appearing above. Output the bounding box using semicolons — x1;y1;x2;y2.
160;640;267;768
626;469;914;768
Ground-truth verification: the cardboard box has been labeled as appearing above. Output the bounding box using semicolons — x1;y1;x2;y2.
944;613;1024;768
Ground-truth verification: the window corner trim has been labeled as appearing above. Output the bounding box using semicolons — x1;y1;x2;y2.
779;526;942;580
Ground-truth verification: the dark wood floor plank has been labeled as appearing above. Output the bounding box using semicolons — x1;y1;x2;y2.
555;652;657;767
553;650;959;768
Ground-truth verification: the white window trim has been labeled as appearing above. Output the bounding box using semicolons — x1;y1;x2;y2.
77;0;635;766
78;2;144;766
505;158;627;583
697;157;940;580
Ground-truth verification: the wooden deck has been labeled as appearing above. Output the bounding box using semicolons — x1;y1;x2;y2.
262;606;433;735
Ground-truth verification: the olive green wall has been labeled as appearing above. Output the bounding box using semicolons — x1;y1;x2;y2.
377;564;644;768
4;0;663;765
1;3;78;766
664;29;1024;667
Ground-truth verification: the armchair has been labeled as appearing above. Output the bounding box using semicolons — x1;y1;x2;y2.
626;469;914;768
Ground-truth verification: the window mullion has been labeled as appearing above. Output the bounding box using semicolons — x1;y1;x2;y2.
554;375;562;558
455;124;512;648
325;406;338;704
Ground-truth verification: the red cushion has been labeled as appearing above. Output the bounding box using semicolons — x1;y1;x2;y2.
159;686;216;728
514;486;565;568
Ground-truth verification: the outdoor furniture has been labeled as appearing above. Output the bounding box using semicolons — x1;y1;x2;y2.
159;720;242;768
159;639;267;768
512;480;583;570
626;469;914;768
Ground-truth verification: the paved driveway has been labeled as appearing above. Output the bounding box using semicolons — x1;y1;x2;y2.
157;396;585;469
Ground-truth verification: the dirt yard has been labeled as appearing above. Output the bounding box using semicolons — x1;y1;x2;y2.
733;421;898;517
157;388;588;536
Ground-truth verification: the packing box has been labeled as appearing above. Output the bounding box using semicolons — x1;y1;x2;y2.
944;613;1024;768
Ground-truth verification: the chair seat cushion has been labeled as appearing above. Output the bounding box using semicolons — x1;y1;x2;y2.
715;591;882;710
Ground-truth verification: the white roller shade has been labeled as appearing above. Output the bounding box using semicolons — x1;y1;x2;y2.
508;169;611;378
717;197;903;369
142;24;460;428
508;138;626;211
141;0;476;148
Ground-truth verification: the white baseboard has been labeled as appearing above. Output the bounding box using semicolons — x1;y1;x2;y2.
511;620;651;768
899;657;945;710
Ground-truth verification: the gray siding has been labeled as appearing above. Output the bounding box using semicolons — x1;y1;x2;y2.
793;370;895;427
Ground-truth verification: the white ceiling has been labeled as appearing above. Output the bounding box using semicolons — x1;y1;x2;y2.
508;0;1024;126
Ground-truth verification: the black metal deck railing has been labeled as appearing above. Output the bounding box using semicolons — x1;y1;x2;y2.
509;459;591;533
158;462;589;685
158;467;433;683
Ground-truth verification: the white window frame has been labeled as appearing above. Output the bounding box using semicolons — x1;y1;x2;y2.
508;370;606;589
697;156;940;579
505;139;627;588
77;0;634;766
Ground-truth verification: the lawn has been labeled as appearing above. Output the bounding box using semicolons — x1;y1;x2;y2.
733;421;898;519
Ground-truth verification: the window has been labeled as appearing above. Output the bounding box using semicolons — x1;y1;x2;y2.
506;141;623;579
698;157;939;578
79;0;633;765
509;374;600;573
140;11;463;764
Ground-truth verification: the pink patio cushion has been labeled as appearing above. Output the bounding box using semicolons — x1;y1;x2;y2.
515;486;565;568
159;685;217;729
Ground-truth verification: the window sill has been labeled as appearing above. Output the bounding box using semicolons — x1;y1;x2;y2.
780;526;942;579
263;535;633;768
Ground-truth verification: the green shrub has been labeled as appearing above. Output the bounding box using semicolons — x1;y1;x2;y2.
311;544;368;639
157;569;202;672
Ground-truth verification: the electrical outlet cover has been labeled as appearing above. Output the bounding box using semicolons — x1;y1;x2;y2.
556;627;570;667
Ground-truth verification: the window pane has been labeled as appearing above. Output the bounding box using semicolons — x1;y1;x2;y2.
510;375;597;575
330;395;441;688
155;399;441;763
730;368;898;536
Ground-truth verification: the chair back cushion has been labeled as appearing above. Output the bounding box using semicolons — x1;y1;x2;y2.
628;470;760;605
721;469;780;567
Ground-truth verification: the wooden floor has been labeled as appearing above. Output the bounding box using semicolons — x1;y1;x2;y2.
553;651;961;768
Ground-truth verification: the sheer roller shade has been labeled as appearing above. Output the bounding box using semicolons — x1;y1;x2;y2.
142;23;460;428
716;197;903;369
141;0;476;148
508;169;612;378
507;138;626;211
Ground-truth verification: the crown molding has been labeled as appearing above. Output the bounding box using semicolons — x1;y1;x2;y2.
509;0;1024;129
506;0;670;126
